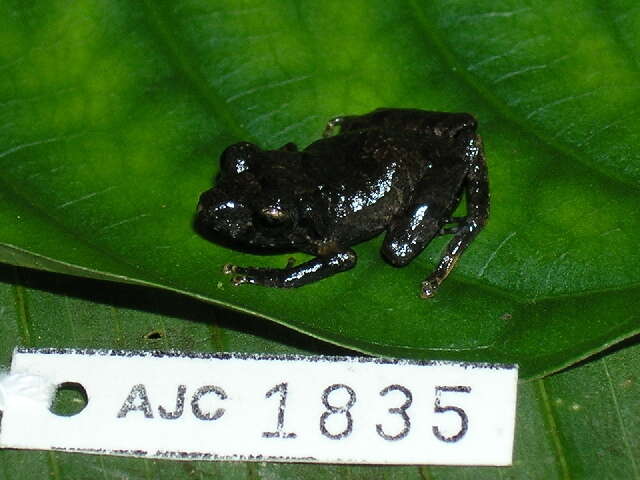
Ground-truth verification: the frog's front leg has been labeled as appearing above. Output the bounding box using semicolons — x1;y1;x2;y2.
223;249;357;288
382;214;467;264
381;204;446;268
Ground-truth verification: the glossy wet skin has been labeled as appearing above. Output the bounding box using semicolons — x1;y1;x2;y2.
196;108;489;298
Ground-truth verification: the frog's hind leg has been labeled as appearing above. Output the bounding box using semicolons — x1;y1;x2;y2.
421;141;489;298
382;136;488;298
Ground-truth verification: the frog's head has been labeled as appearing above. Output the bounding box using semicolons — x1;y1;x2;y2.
196;142;309;250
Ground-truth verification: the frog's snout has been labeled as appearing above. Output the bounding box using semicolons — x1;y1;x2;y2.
197;189;253;240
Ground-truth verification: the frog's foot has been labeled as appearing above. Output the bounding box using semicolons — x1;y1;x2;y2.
222;264;246;286
322;116;345;137
222;263;237;275
230;274;249;286
420;279;439;299
223;263;257;286
221;250;356;288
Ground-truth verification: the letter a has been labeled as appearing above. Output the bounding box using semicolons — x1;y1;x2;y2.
117;384;154;418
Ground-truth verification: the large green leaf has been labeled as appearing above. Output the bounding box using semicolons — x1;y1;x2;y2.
0;266;638;478
1;1;639;378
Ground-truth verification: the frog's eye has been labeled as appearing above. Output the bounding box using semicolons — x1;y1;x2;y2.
220;142;260;175
258;205;290;225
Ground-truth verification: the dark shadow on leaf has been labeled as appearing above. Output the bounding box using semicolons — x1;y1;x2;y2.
554;334;639;376
0;264;357;357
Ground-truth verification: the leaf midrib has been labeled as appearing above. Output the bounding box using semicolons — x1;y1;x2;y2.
141;0;253;142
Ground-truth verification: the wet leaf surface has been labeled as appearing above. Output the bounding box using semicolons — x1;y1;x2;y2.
1;1;639;379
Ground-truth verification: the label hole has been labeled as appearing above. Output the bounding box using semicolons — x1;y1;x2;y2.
50;382;88;417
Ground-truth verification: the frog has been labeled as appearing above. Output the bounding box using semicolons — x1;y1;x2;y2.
196;108;489;298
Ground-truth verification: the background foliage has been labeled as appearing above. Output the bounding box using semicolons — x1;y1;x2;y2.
0;266;638;478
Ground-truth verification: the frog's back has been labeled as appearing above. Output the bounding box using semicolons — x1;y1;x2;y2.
301;129;436;245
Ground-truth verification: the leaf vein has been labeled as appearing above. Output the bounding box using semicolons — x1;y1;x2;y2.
56;186;117;210
602;357;640;478
47;451;61;480
454;7;532;24
99;213;150;232
525;91;599;120
493;64;548;84
477;231;516;277
0;137;64;160
536;379;571;479
11;269;31;346
226;75;311;103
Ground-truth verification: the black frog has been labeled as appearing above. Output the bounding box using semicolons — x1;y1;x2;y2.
196;108;489;298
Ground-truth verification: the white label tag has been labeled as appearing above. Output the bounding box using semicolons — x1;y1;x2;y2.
0;348;518;465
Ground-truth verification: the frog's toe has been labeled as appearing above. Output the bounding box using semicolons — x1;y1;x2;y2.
420;280;438;299
323;117;344;137
222;263;237;275
285;257;297;268
230;274;249;286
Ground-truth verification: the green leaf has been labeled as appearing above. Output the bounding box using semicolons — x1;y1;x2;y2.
0;266;638;478
1;1;639;378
